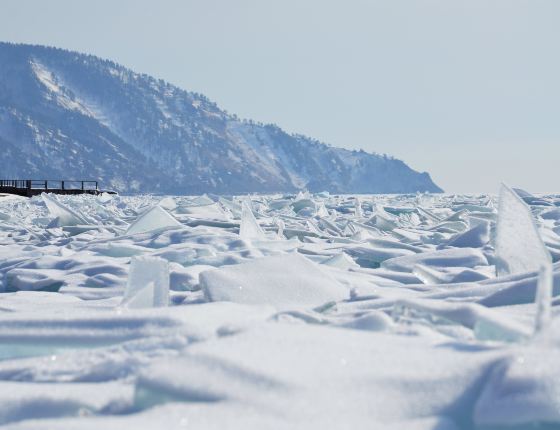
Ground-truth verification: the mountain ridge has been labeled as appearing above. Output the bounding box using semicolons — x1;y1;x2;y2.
0;42;443;194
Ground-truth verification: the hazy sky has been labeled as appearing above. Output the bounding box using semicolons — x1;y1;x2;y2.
1;0;559;193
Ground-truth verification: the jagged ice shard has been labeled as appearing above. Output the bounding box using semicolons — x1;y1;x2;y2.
495;184;552;276
495;184;554;335
535;263;553;335
42;193;88;226
239;200;267;241
354;197;363;218
126;205;182;236
122;256;169;308
316;202;330;218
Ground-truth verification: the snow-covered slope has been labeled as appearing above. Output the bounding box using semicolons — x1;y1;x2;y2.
0;42;442;194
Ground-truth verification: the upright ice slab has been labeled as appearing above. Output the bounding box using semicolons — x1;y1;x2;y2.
122;256;169;308
316;202;330;218
274;218;285;238
219;197;242;219
355;197;363;218
495;184;552;276
374;206;398;231
534;263;553;335
42;194;88;226
239;200;267;240
126;206;182;235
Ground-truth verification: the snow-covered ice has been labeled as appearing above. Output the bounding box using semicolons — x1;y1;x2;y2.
200;253;348;310
0;190;559;429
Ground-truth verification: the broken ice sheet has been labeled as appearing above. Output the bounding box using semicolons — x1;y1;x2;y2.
534;262;553;335
42;193;89;226
126;205;182;235
354;197;363;218
316;202;330;218
177;202;229;220
274;217;285;238
373;206;398;231
239;199;267;241
218;196;242;218
495;184;552;276
2;190;560;428
122;256;170;308
158;196;177;211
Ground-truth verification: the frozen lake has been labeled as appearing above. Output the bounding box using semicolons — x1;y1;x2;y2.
0;189;558;429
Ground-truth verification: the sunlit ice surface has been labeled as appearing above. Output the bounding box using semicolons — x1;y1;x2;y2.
0;190;559;429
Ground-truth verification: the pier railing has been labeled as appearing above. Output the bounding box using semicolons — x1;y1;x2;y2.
0;179;100;197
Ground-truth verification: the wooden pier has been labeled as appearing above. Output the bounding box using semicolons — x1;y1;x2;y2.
0;180;107;197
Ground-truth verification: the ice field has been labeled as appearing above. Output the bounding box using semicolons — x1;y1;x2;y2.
0;187;559;429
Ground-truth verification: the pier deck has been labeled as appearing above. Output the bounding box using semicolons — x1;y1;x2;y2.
0;180;105;197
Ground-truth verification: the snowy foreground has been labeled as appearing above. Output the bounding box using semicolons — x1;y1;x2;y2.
0;189;559;429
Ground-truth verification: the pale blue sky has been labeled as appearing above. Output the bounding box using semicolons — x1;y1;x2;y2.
1;0;559;193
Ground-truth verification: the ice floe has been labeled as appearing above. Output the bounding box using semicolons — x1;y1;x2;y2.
0;189;558;428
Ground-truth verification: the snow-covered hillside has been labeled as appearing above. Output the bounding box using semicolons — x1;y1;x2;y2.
0;42;442;194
